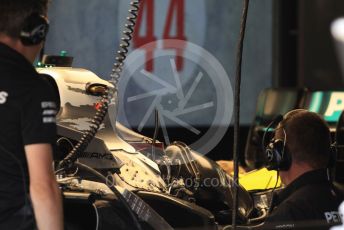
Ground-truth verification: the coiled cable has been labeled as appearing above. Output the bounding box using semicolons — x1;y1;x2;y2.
58;0;141;170
109;1;140;87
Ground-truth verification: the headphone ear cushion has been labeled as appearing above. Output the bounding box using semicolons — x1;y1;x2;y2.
20;13;49;46
266;139;291;171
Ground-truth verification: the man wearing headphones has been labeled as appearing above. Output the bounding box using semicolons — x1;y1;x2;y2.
0;0;63;229
264;109;343;226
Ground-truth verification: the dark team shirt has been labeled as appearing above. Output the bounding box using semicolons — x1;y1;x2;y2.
0;43;57;226
264;169;343;228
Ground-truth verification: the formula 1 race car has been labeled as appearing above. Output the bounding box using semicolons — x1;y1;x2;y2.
38;66;280;230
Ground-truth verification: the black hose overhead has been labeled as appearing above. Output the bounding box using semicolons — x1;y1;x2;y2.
232;0;250;229
58;0;141;170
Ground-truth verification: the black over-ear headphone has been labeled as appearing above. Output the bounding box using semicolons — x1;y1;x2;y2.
266;137;292;171
263;115;291;171
20;13;49;46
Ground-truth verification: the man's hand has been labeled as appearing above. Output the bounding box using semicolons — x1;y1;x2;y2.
25;144;63;230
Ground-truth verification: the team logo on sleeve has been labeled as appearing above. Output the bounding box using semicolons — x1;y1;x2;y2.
324;211;343;223
0;91;8;104
41;101;57;123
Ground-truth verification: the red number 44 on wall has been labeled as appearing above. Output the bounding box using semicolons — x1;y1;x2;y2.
133;0;187;72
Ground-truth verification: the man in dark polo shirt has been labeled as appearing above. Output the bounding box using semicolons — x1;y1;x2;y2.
264;109;343;228
0;0;63;229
